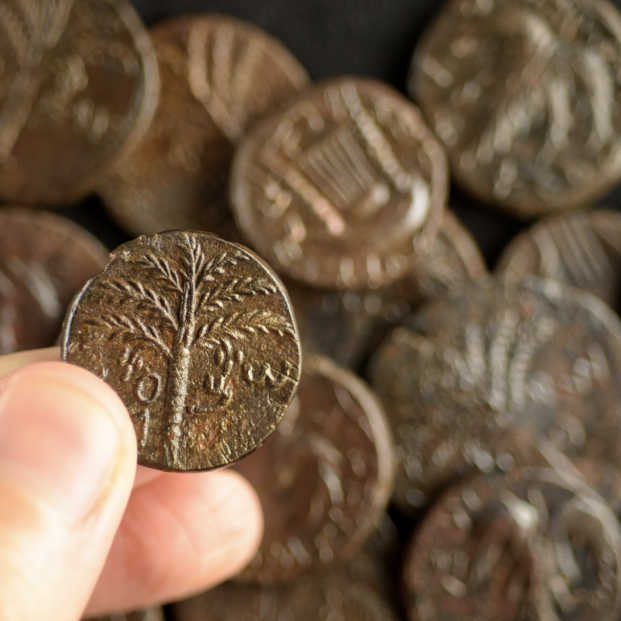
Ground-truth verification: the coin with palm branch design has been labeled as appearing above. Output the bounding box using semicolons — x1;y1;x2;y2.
61;231;301;472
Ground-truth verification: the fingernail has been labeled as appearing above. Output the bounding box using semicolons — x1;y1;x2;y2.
0;376;121;522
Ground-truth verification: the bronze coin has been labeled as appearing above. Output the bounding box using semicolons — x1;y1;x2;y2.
410;0;621;218
0;0;159;206
98;14;310;237
370;277;621;512
498;209;621;313
0;206;108;354
286;209;487;368
61;231;301;472
416;207;488;300
233;354;394;584
403;467;621;621
170;554;401;621
230;76;448;290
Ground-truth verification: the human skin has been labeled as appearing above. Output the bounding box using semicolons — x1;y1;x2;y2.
0;347;263;620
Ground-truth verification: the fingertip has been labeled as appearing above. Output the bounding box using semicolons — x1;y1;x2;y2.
87;468;264;614
0;359;137;619
0;361;137;523
1;360;137;463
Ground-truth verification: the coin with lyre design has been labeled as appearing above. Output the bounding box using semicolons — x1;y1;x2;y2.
99;14;310;238
497;209;621;313
370;278;621;512
0;207;108;354
410;0;621;218
61;231;301;472
233;354;394;584
0;0;159;205
230;77;448;290
403;467;621;621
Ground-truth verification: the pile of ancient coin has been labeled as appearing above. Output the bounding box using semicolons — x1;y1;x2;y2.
6;0;621;619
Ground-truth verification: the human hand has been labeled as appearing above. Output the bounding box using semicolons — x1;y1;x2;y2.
0;348;263;620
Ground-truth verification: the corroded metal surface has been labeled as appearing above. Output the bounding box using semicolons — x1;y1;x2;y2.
0;0;159;205
0;207;108;354
99;14;309;237
410;0;621;217
234;354;394;584
370;278;621;512
497;209;621;313
230;76;448;290
61;231;301;472
403;467;621;621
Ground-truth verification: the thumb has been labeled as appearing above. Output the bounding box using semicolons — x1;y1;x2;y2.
0;360;137;621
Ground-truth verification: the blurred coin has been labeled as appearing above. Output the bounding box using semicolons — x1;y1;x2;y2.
170;553;401;621
497;209;621;313
99;14;310;238
370;278;621;512
410;0;621;218
287;209;487;368
230;76;448;290
233;354;393;584
61;231;301;472
403;467;621;621
0;207;108;353
0;0;159;205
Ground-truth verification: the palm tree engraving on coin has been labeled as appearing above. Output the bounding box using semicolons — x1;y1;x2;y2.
0;0;159;204
403;468;621;621
410;0;621;217
61;232;301;471
99;14;309;237
230;77;448;290
371;278;621;512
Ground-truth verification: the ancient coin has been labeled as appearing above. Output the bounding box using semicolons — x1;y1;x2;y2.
99;14;310;238
0;0;159;206
233;354;394;584
286;209;487;369
61;231;301;472
497;209;621;313
170;553;401;621
410;0;621;218
370;277;621;513
230;76;448;290
0;207;108;354
403;467;621;621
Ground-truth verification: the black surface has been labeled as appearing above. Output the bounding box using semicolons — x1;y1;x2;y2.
63;0;621;270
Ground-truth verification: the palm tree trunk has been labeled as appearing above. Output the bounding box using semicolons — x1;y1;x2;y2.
163;343;192;469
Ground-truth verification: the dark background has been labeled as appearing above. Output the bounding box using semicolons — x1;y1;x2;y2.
69;0;621;270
